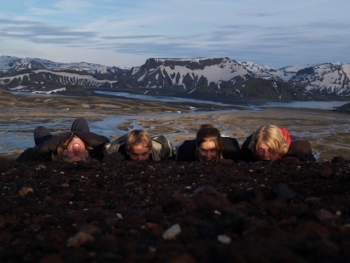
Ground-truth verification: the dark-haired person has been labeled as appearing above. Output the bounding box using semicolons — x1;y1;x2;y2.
104;129;175;161
16;118;110;163
240;124;316;162
176;124;240;162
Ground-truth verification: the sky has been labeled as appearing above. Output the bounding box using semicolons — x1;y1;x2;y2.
0;0;349;69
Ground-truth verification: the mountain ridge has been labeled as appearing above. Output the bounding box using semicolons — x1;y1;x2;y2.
0;55;349;100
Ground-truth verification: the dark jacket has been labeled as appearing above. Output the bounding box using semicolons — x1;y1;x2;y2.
176;137;241;162
240;133;316;162
16;131;110;162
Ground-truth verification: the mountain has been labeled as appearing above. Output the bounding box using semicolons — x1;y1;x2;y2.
0;55;128;76
0;55;129;93
240;62;310;82
0;55;350;99
119;57;254;90
290;63;350;95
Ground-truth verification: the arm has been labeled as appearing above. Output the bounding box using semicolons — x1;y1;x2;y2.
221;137;241;162
176;139;197;162
16;132;71;162
151;135;176;160
284;139;316;162
240;134;258;162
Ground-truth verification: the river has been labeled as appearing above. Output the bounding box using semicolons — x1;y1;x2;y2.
0;91;348;155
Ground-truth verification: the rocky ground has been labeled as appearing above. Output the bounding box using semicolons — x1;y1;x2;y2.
2;90;350;262
1;156;350;262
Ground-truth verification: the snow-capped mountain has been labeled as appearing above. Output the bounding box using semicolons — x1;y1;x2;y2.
0;55;128;76
240;61;350;95
240;61;311;82
0;55;128;93
290;63;350;95
0;55;350;98
120;57;254;90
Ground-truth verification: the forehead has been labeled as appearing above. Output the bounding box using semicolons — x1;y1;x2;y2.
258;141;270;149
200;141;216;149
131;144;151;153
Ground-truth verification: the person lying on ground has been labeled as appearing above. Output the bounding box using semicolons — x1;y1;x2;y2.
240;124;316;162
176;124;241;163
104;129;175;161
16;118;110;163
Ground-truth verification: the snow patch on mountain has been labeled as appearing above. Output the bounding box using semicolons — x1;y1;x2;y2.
1;55;350;96
132;58;252;88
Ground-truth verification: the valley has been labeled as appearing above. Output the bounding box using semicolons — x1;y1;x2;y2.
0;89;350;162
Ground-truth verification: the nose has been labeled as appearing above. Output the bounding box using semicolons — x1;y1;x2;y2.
205;152;212;159
72;143;81;152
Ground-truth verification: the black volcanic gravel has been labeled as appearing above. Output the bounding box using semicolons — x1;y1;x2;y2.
1;156;350;262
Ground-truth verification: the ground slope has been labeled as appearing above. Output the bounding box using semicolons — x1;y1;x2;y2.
1;156;350;262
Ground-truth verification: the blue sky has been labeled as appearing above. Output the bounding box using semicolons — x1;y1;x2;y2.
0;0;349;68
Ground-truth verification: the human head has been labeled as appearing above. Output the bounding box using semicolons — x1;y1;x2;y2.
249;125;288;161
195;124;223;162
57;134;90;162
125;130;153;161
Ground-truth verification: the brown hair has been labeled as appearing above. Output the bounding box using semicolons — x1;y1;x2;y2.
53;134;92;162
195;124;223;162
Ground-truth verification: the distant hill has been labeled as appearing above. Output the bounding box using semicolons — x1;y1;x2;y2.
333;102;350;113
0;55;350;100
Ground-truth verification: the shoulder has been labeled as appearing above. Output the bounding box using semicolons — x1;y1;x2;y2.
151;135;175;160
104;136;127;156
176;139;197;161
285;139;316;161
221;137;241;161
222;136;239;146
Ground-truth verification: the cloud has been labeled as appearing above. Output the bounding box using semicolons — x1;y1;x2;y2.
0;0;350;68
0;18;97;45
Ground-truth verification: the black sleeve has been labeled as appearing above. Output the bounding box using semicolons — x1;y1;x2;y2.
176;139;197;162
221;137;241;162
16;132;72;162
240;134;258;163
16;147;50;162
75;132;110;149
284;139;316;162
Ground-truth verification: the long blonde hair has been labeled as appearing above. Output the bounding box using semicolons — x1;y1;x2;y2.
249;125;288;156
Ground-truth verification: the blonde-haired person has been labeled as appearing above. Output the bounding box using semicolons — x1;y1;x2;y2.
240;125;316;162
17;118;110;163
176;124;241;162
104;129;175;161
125;130;153;161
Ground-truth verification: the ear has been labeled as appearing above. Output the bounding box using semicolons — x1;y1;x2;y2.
149;148;153;154
85;150;89;156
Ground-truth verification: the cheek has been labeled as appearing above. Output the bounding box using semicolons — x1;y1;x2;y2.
257;151;265;157
198;151;206;157
207;152;217;159
130;156;138;161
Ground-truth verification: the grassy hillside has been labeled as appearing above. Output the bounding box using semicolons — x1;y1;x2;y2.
0;85;18;108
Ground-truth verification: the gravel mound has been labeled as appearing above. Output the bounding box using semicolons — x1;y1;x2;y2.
1;157;350;262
